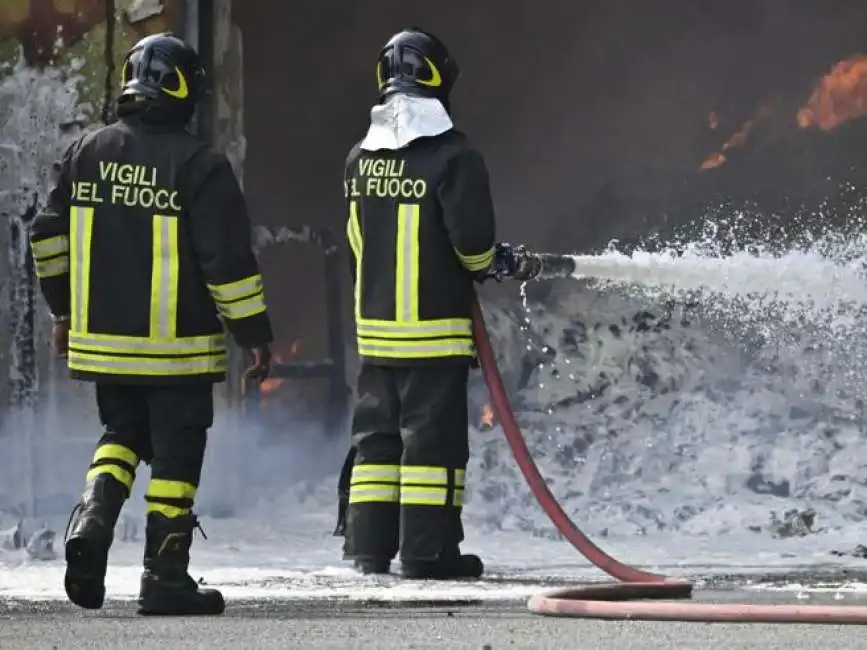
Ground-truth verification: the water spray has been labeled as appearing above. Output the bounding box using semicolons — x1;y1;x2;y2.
472;251;867;623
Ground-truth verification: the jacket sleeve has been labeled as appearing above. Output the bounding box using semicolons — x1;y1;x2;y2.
437;146;497;274
182;150;274;349
29;145;75;319
344;147;361;284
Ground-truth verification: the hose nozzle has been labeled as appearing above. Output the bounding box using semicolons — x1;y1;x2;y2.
509;247;576;281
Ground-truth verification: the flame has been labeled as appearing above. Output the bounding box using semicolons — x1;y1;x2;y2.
699;106;770;171
259;339;300;396
479;404;494;430
797;54;867;131
707;110;719;131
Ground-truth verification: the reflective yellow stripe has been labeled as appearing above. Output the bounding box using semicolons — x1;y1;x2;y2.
68;351;226;376
349;464;400;503
394;203;420;322
356;318;471;340
207;274;267;321
146;478;197;500
349;485;400;504
357;337;474;358
31;235;69;260
400;466;448;485
92;443;139;468
399;466;464;508
207;275;263;302
350;464;400;484
455;246;494;272
400;486;448;506
150;215;179;339
216;292;267;320
70;206;94;334
34;256;70;279
346;208;362;261
69;332;226;356
349;200;363;320
146;503;190;518
86;464;134;490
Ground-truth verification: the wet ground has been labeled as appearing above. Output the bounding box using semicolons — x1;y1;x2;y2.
5;574;867;650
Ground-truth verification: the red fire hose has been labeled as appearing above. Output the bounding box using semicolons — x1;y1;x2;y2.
471;298;867;623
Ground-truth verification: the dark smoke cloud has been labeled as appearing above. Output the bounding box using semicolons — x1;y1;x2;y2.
235;0;867;350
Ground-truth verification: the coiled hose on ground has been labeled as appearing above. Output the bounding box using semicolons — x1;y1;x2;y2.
471;298;867;623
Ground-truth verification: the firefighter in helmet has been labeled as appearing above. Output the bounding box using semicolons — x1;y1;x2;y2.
340;27;520;579
30;33;273;615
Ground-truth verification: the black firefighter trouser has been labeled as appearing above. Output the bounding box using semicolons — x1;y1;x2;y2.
344;363;470;563
84;383;213;519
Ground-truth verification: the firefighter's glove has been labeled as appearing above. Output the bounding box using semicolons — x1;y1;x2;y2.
490;242;538;282
244;345;272;382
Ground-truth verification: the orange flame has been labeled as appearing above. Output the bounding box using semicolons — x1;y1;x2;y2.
259;339;300;396
707;110;719;131
699;106;770;171
797;54;867;131
479;404;494;430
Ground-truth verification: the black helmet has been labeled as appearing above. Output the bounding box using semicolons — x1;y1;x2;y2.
376;28;460;106
117;33;206;123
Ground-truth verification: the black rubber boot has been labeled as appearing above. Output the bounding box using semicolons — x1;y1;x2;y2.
137;513;225;616
353;557;391;575
400;548;484;580
64;475;128;610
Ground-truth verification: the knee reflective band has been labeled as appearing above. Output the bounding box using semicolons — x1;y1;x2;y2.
455;245;494;273
31;234;71;279
145;478;197;518
348;464;400;504
399;466;465;507
207;274;267;321
86;443;139;492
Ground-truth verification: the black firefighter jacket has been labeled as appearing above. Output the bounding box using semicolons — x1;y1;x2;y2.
344;129;496;365
29;117;273;384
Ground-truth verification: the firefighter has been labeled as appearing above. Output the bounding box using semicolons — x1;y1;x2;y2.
29;33;273;615
341;27;521;579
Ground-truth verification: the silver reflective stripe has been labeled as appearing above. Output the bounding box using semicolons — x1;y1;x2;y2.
70;206;92;333
400;467;448;484
400;486;448;505
69;333;225;355
357;321;471;337
219;293;266;320
69;355;226;375
152;216;176;338
396;203;419;322
35;257;70;278
358;341;473;356
208;275;263;302
351;469;401;483
348;486;400;503
32;236;69;259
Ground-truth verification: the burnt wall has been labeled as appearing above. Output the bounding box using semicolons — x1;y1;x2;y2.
234;0;867;350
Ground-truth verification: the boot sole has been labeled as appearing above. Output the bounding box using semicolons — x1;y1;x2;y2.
64;537;107;610
138;586;226;616
137;607;225;616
